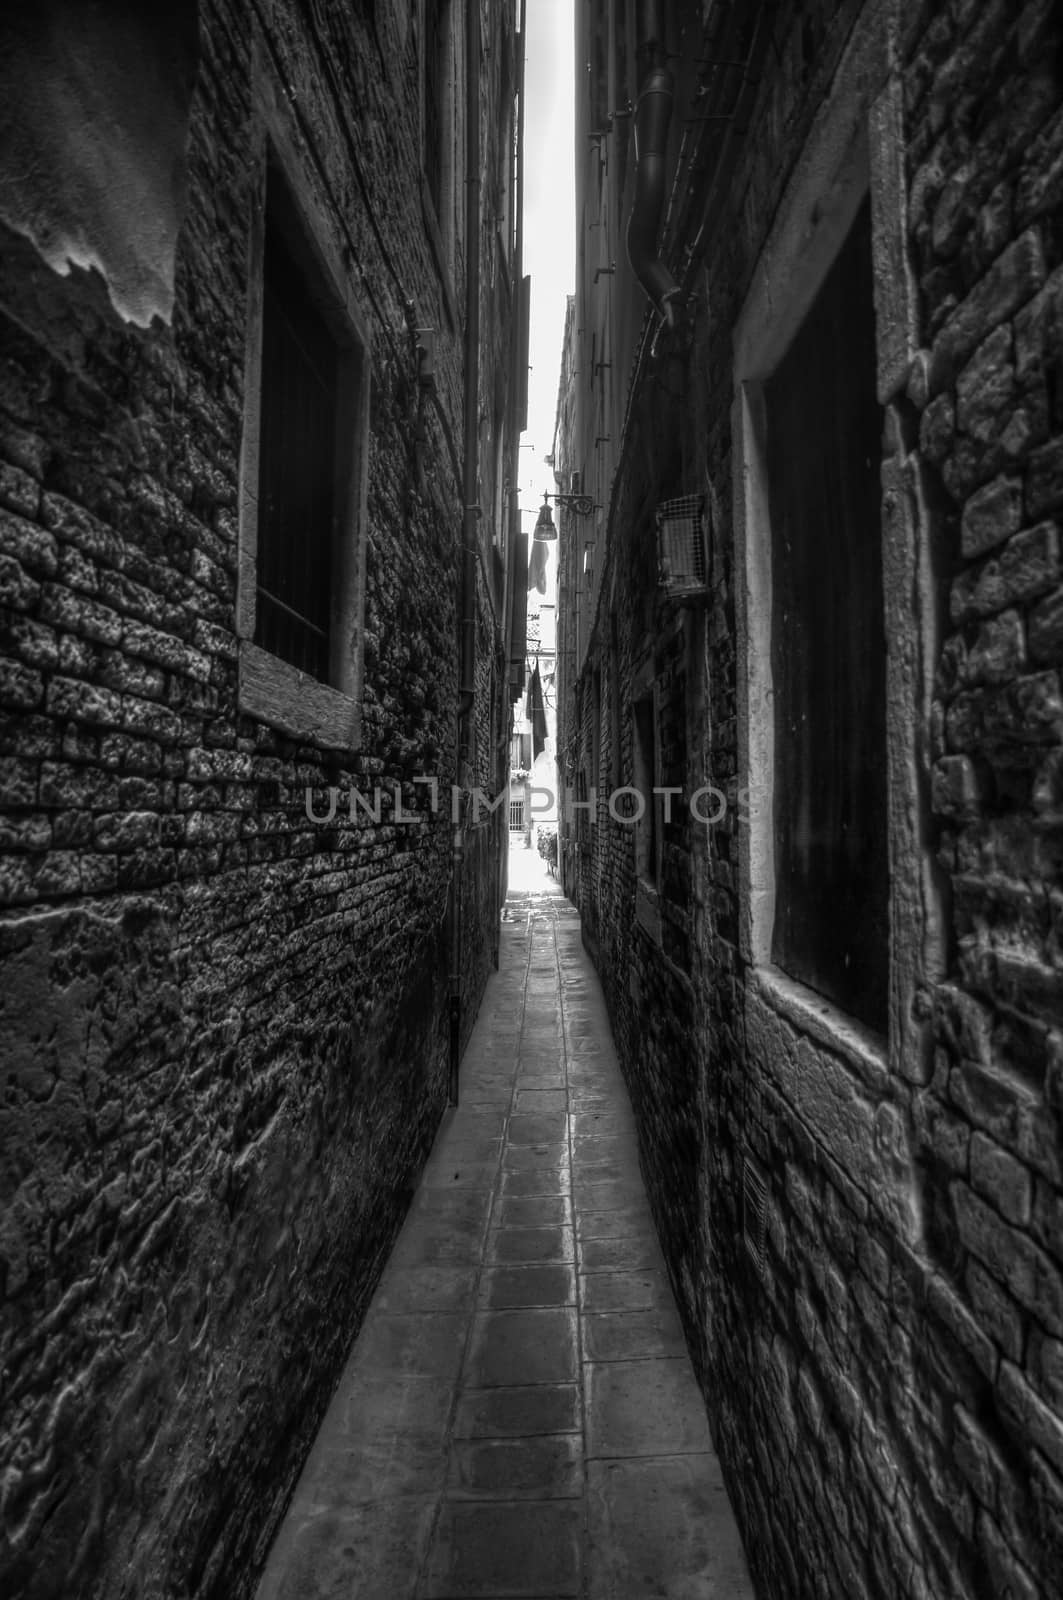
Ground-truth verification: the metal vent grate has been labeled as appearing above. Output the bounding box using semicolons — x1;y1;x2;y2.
742;1157;768;1271
656;494;707;597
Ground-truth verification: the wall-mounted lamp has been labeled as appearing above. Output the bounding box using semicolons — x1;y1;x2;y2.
532;490;596;541
415;327;436;389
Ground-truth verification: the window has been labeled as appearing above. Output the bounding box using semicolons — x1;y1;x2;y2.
576;768;590;847
611;1;636;202
732;21;934;1222
589;0;609;133
256;188;338;681
420;0;457;313
497;44;515;267
591;670;601;824
732;20;933;1079
765;198;888;1035
609;613;622;790
237;112;370;751
633;692;658;888
422;0;446;218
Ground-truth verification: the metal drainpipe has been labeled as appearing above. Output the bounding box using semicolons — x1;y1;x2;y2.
626;0;681;326
450;0;481;1105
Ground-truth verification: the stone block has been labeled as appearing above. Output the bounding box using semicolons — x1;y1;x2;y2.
1016;97;1063;222
0;552;41;612
920;391;955;462
997;1361;1063;1476
951;521;1058;623
1031;1179;1063;1264
929;230;1046;393
1029;1447;1063;1571
41;490;127;569
952;1405;1002;1507
1;614;58;674
963;610;1026;686
1028;1327;1063;1412
1028;587;1063;664
1014;264;1063;386
0;659;45;713
796;1366;824;1439
0;507;59;578
1028;438;1063;520
956;325;1014;444
927;1272;997;1381
953;1182;1063;1334
859;1415;899;1507
961;476;1024;559
970;1132;1033;1226
922;1095;972;1173
0;459;41;519
857;1233;891;1297
976;1509;1041;1600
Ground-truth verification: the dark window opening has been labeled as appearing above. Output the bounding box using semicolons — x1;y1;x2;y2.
765;196;888;1035
633;693;658;888
590;1;609;133
256;173;339;682
423;0;446;219
613;4;633;201
498;46;514;262
591;669;601;822
610;613;622;789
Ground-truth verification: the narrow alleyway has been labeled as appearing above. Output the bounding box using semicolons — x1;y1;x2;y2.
255;845;753;1598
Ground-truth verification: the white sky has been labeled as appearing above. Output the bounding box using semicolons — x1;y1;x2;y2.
518;0;575;604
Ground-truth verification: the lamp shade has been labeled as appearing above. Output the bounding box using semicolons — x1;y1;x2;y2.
533;495;557;541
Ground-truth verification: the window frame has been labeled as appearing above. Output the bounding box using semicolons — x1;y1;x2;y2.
590;668;602;829
762;195;890;1037
236;58;371;752
632;672;663;943
419;0;458;317
731;1;940;1096
609;611;622;792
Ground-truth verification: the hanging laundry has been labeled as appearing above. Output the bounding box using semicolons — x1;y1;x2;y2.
527;536;548;594
526;658;548;759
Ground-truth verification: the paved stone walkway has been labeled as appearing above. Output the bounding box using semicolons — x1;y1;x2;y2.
256;850;754;1599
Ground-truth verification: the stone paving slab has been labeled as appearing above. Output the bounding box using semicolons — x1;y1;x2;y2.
255;856;754;1600
588;1455;753;1600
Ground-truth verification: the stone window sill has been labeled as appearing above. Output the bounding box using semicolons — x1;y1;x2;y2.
636;878;662;943
752;963;888;1097
238;640;360;751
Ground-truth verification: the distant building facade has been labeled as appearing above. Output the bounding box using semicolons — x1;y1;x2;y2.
0;3;525;1597
557;2;1063;1598
510;585;558;848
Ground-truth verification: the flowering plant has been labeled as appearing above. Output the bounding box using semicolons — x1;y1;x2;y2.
537;828;558;874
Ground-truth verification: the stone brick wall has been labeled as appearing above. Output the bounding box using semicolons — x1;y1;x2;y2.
559;2;1063;1598
0;3;518;1597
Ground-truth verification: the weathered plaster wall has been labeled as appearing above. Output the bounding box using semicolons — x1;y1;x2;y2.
560;1;1063;1597
0;3;516;1597
0;3;201;326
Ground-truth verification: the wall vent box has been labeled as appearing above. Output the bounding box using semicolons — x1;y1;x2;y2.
656;494;707;597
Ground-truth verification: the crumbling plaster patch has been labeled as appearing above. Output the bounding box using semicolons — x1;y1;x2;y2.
0;4;200;328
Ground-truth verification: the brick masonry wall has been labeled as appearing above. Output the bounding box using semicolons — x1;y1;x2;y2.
0;3;514;1597
560;2;1063;1598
